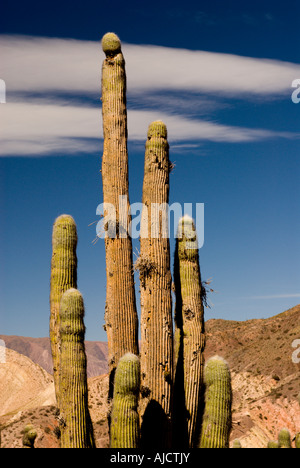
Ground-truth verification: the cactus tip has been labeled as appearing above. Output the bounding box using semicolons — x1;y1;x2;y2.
178;214;194;226
54;214;76;226
119;352;140;364
147;120;167;139
101;32;121;56
62;287;81;298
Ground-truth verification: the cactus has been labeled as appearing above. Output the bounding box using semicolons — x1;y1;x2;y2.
138;121;173;449
110;353;140;448
173;215;205;448
101;32;139;399
278;428;291;448
22;424;37;448
199;356;232;448
49;214;77;405
232;439;242;448
267;440;279;448
295;432;300;448
59;288;95;448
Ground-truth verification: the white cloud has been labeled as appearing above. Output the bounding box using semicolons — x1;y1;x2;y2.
1;101;298;156
1;35;299;97
1;35;300;156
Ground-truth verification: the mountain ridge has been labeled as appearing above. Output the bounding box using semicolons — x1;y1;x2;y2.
0;304;299;447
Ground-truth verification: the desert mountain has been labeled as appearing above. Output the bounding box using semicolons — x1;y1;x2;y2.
0;304;299;448
0;335;108;378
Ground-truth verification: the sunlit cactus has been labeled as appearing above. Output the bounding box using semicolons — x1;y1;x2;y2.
278;428;291;448
22;424;37;449
101;32;139;400
49;214;77;405
173;215;205;448
267;440;279;448
199;356;232;448
138;121;173;450
232;439;242;448
110;353;140;448
59;288;95;448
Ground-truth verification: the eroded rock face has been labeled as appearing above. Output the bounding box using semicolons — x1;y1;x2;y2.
0;347;55;417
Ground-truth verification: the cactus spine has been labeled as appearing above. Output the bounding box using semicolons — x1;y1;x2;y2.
138;121;173;449
173;215;205;448
101;32;139;398
110;353;140;448
49;214;77;405
59;288;95;448
199;356;232;448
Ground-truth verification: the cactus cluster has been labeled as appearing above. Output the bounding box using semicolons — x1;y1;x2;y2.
98;34;234;449
267;429;300;449
46;31;234;450
49;214;78;404
49;217;94;448
46;31;299;451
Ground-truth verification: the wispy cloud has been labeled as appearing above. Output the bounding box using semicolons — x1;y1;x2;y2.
1;35;300;156
2;35;299;97
241;294;300;300
1;102;298;157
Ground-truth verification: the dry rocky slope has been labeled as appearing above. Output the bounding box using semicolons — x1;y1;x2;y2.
0;304;299;448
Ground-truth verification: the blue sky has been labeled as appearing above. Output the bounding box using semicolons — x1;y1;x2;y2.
0;0;300;341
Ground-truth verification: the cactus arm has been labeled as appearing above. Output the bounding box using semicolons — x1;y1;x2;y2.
59;288;95;448
138;121;173;449
110;353;140;448
173;215;206;448
49;214;77;406
199;356;232;448
101;33;139;399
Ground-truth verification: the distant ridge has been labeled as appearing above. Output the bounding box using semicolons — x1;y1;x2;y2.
1;304;300;379
0;335;108;378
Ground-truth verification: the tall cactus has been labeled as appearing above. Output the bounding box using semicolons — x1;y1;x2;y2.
59;288;95;448
199;356;232;448
49;214;77;405
110;353;140;448
101;32;139;398
138;121;173;449
173;215;206;448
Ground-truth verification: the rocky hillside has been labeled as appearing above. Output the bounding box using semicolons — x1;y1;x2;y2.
0;304;299;448
204;304;300;447
0;335;108;378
